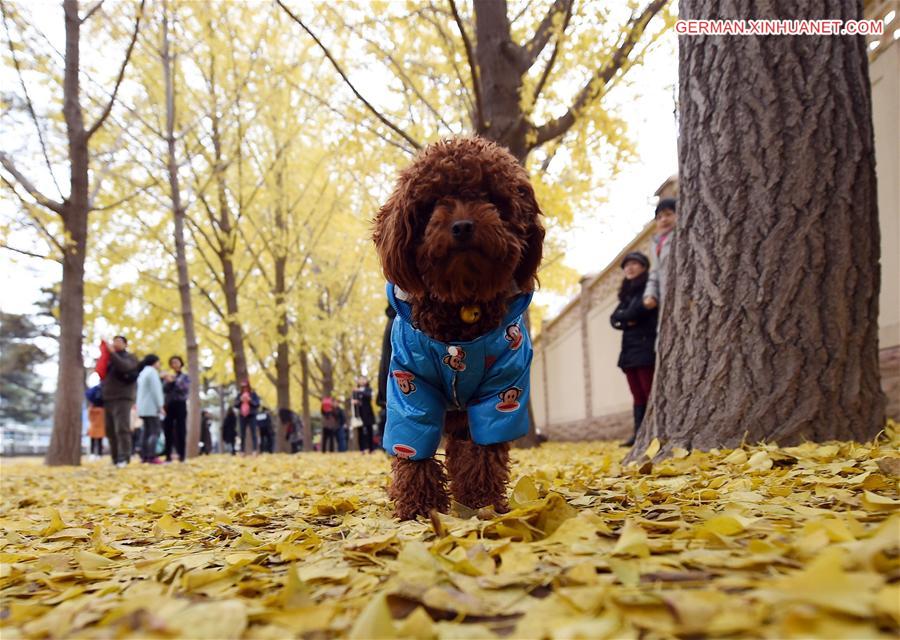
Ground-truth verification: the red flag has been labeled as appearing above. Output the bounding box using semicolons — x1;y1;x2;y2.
95;341;111;379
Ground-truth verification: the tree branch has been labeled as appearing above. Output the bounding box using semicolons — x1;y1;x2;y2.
531;0;667;149
276;0;422;151
521;0;573;69
1;0;65;199
184;217;227;291
86;0;145;139
80;0;104;23
247;338;277;385
236;223;274;290
423;3;476;120
0;243;59;262
288;81;415;155
334;13;455;134
87;129;126;208
90;181;157;212
448;0;485;132
1;177;66;253
531;0;573;105
0;152;66;214
193;278;226;321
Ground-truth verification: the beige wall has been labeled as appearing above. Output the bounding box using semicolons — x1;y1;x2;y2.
543;323;586;425
871;41;899;350
532;225;655;439
587;300;630;418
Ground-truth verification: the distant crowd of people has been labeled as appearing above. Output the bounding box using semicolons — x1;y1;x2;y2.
315;376;379;453
610;197;676;445
84;336;382;465
85;339;213;466
219;380;303;455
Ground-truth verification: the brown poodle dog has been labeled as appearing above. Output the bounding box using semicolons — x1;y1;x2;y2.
373;137;545;520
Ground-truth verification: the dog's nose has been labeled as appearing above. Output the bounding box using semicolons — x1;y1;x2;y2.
451;220;474;240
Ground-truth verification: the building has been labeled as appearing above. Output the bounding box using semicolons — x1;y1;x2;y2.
868;0;900;416
532;7;899;439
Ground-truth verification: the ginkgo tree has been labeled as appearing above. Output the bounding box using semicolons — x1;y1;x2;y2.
86;1;389;453
0;0;145;466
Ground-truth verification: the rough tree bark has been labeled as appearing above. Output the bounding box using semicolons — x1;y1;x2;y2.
319;354;335;399
207;103;250;387
273;217;290;452
300;347;312;451
632;0;885;458
161;5;202;458
46;0;91;467
2;0;142;465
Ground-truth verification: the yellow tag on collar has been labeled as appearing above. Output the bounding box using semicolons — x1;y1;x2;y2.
460;305;481;324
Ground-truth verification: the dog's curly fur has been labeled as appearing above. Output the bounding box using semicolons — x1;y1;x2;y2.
373;137;544;520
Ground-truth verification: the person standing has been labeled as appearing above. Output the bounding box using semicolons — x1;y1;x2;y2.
162;356;190;462
235;380;261;454
321;396;338;453
611;252;658;446
257;407;274;453
85;384;105;460
643;198;677;312
351;376;376;452
200;410;213;455
222;407;238;455
136;355;165;463
335;398;348;452
280;408;304;453
375;305;396;447
102;336;139;468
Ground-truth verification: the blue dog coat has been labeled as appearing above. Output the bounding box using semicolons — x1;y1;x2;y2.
383;283;533;461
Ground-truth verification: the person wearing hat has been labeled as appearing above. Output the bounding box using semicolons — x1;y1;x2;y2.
643;197;677;311
611;250;658;446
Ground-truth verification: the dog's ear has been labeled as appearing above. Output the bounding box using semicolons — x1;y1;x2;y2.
511;185;546;293
372;189;426;297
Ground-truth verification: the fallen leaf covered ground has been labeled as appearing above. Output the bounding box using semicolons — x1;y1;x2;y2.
1;424;899;639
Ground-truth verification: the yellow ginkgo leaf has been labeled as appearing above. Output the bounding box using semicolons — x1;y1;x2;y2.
763;547;884;616
612;519;650;558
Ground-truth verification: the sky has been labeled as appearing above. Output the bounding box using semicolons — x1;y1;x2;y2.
0;5;679;378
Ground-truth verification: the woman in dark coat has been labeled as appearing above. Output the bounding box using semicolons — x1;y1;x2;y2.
610;251;658;446
222;408;237;455
375;305;396;447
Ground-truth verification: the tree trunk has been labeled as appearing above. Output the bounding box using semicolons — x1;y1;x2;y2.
473;0;529;160
208;107;249;386
162;5;202;458
221;256;249;385
301;348;312;451
217;384;226;453
46;0;88;466
274;251;290;452
273;165;290;452
634;0;884;458
320;354;334;398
